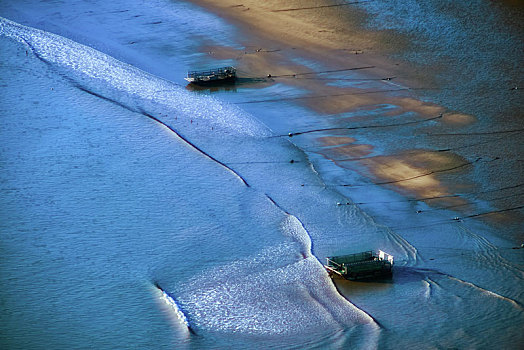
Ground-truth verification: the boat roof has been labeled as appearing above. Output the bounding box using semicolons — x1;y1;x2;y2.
187;66;236;75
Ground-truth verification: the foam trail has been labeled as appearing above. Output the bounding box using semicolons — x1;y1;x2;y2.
0;17;253;187
446;276;523;310
0;16;270;138
422;279;431;299
416;266;523;310
357;209;421;265
154;282;196;335
423;277;442;300
270;196;382;333
171;213;381;345
383;227;421;264
1;14;381;344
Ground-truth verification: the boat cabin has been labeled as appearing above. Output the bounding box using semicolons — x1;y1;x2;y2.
184;66;236;85
325;250;393;280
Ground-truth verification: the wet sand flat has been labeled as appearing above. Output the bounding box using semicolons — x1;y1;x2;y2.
189;0;523;228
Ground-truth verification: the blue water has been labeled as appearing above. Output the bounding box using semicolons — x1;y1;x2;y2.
359;0;523;119
0;14;380;349
1;1;523;349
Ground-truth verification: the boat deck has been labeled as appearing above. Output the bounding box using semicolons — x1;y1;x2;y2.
325;250;393;280
185;66;236;85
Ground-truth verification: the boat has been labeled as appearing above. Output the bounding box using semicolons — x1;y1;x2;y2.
325;250;393;280
184;66;236;85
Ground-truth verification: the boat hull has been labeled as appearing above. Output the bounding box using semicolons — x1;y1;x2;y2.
185;66;236;85
184;75;236;85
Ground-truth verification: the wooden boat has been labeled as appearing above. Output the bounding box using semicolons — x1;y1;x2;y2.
325;250;393;280
184;66;236;85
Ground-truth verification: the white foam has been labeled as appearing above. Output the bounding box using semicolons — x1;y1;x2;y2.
159;289;192;330
173;216;379;345
0;17;270;138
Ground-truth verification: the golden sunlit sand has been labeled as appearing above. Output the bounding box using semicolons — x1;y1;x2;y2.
189;0;517;223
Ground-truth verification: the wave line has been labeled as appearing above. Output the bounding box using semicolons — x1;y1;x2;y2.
287;113;443;137
73;84;251;187
154;282;196;334
446;276;523;310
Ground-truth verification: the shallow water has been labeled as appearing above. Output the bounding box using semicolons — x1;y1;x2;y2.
1;1;523;349
0;14;378;349
352;0;524;244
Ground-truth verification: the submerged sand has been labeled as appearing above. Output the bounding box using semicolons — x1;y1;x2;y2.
189;0;522;226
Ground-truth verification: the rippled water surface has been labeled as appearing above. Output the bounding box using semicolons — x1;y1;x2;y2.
1;1;522;349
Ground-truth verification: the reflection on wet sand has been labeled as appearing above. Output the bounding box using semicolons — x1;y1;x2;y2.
316;135;471;207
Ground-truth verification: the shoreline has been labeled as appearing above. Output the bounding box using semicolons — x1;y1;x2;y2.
188;0;522;232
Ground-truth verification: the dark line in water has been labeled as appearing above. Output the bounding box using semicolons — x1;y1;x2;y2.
17;33;249;188
75;85;138;112
420;191;524;213
434;137;507;153
341;157;484;187
332;137;506;163
20;37;137;113
268;66;376;78
391;204;524;231
391;218;467;231
265;194;290;215
427;128;524;136
462;205;524;219
350;194;461;205
70;84;250;187
346;183;524;205
272;0;373;12
139;111;251;188
226;160;301;165
288;76;395;81
19;38;53;68
286;113;443;137
264;194;314;259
